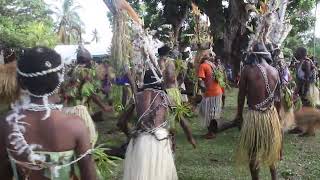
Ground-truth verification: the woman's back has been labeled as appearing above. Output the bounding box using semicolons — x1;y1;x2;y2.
0;47;96;180
4;109;92;180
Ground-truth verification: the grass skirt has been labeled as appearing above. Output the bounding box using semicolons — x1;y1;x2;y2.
0;62;19;103
236;106;282;167
279;106;295;132
123;131;178;180
62;105;98;147
306;83;320;107
198;95;222;128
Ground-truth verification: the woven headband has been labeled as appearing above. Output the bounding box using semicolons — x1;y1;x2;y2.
251;51;271;55
17;63;64;78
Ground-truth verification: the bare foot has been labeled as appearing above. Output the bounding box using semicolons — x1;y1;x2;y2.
203;133;216;139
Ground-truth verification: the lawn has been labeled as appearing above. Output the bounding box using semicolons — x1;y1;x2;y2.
97;88;320;180
1;88;320;179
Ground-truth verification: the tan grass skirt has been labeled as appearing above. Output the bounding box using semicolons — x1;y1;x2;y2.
198;95;222;128
0;62;19;103
236;106;282;167
123;131;178;180
279;106;295;132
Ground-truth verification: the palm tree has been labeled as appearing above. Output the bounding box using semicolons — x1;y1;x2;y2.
91;28;99;43
54;0;84;44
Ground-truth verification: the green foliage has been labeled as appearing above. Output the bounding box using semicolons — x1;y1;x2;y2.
109;85;124;113
170;103;194;132
282;86;293;110
63;65;101;108
174;59;187;75
81;82;96;97
0;0;57;47
284;0;319;53
213;67;227;88
93;146;121;179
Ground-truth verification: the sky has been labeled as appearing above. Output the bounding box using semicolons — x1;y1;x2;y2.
45;0;113;49
315;5;320;38
45;0;320;49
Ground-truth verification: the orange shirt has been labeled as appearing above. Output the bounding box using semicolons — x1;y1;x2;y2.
198;62;223;97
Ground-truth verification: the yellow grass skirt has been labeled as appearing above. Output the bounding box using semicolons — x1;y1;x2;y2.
279;106;295;132
236;106;282;167
0;62;19;103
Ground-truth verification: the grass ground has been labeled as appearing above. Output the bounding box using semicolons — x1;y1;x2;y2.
97;88;320;180
1;88;320;179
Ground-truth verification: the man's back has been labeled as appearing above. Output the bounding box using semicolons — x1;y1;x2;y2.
241;61;279;108
136;89;168;129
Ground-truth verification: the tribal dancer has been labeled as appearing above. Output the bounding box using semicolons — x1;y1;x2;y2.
62;45;112;114
295;47;319;107
0;47;96;180
123;70;178;180
158;45;196;150
235;42;282;180
198;52;223;139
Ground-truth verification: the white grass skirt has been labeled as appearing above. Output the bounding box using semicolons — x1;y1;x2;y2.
198;95;222;128
306;83;320;107
123;132;178;180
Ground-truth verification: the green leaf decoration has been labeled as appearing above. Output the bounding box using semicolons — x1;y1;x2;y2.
93;145;122;180
81;82;95;97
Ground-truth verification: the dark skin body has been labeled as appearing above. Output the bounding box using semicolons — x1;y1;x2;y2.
235;59;280;180
0;96;97;180
118;58;196;150
298;58;312;105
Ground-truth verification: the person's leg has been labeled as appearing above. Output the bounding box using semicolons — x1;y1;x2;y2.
205;120;217;139
122;86;128;107
249;159;259;180
222;94;226;109
269;164;277;180
280;129;284;160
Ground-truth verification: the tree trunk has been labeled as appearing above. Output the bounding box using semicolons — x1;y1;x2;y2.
222;0;248;76
268;0;292;46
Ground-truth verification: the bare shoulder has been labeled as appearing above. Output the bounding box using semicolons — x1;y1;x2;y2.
241;65;253;76
55;111;89;135
267;64;279;77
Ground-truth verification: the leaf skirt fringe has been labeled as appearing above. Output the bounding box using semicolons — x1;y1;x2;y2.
236;106;282;168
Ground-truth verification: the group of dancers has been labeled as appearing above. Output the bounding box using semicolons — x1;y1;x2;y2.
1;38;317;180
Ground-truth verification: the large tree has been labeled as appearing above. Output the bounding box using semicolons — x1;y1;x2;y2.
283;0;320;57
108;0;319;72
0;0;57;48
